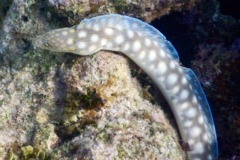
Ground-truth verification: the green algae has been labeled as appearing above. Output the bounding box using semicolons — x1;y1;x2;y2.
7;145;48;160
24;50;59;77
79;88;104;110
20;145;47;160
56;87;104;139
96;129;112;144
117;146;127;158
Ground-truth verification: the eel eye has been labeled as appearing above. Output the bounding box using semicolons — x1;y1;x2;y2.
44;43;49;47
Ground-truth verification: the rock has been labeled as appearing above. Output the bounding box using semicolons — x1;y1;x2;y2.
46;0;203;24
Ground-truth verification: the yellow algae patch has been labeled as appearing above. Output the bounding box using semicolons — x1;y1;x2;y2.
36;108;48;124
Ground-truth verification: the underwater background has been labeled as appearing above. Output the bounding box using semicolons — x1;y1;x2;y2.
0;0;239;159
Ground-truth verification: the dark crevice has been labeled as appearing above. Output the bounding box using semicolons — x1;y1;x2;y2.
218;0;240;20
150;12;195;67
21;15;29;22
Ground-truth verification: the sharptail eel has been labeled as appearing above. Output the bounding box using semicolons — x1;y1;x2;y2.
33;14;218;160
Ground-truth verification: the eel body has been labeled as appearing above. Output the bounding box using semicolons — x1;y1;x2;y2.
33;14;218;160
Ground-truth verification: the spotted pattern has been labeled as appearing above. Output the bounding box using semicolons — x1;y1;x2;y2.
37;28;80;52
34;14;218;160
104;28;114;35
78;31;87;38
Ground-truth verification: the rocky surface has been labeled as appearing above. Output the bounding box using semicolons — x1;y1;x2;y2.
0;0;239;159
0;50;185;159
46;0;202;24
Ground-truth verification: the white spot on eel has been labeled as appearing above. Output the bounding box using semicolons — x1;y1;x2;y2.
104;28;114;36
144;38;151;47
167;73;178;86
67;38;74;45
127;30;135;39
191;126;202;137
133;40;141;51
78;31;87;38
156;61;167;75
91;34;99;42
77;42;86;49
115;35;124;44
100;38;107;46
186;108;197;118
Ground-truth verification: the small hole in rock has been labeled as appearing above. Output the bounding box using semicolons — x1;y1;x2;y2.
22;15;29;22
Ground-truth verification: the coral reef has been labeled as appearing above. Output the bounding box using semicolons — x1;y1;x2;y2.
192;41;240;160
0;0;239;159
45;0;202;24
